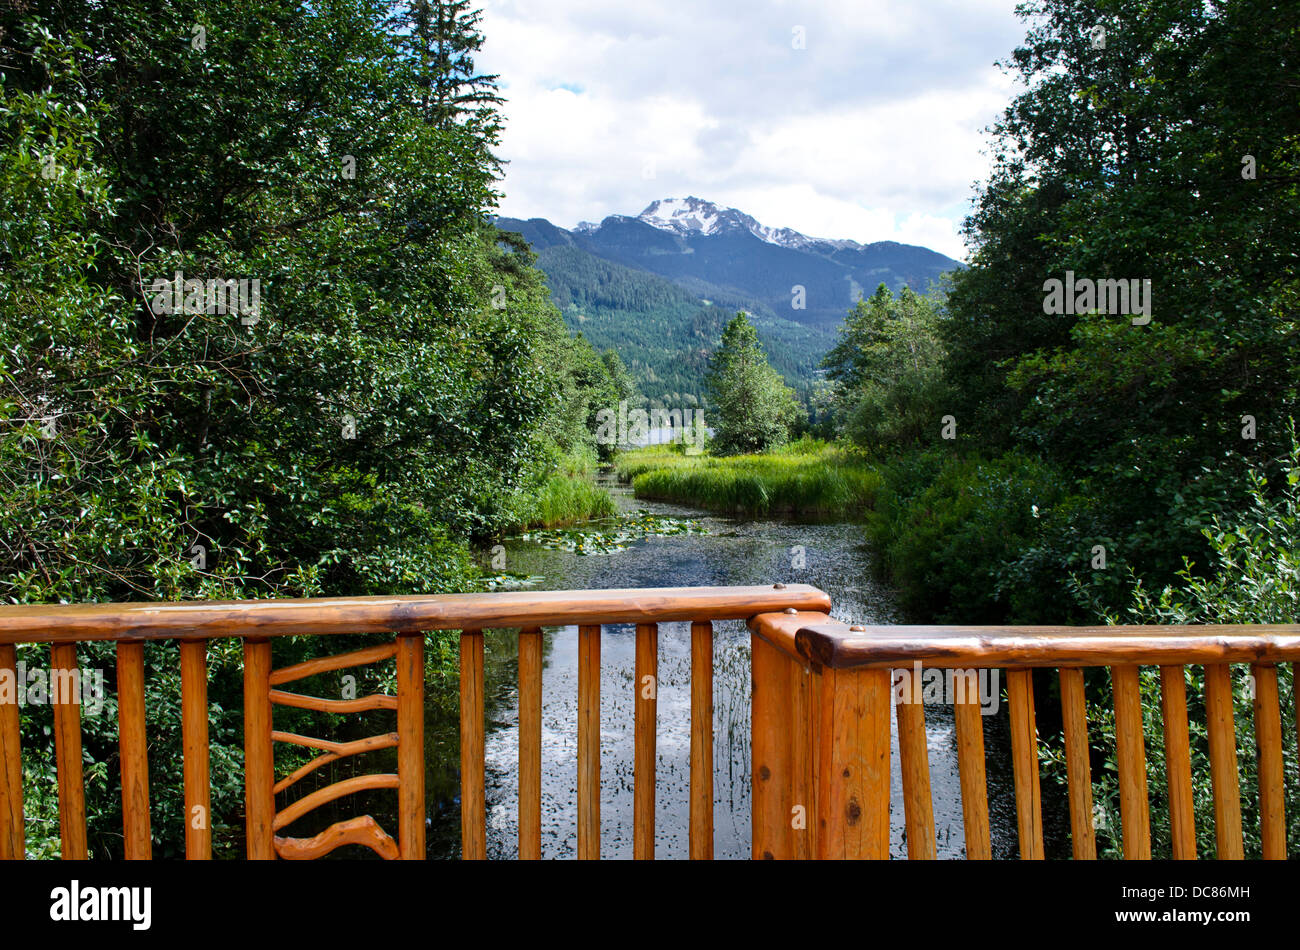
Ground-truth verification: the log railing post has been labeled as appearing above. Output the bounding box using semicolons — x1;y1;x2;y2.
459;629;485;860
396;632;426;860
51;642;87;859
750;612;891;860
116;641;151;859
0;644;23;860
180;639;212;860
243;639;275;860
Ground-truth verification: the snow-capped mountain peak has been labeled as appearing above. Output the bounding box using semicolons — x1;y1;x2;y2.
635;196;860;251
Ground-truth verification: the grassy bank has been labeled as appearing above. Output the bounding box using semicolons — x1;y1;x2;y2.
507;448;618;530
616;438;881;518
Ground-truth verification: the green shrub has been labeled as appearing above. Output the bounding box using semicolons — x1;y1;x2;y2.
1045;433;1300;858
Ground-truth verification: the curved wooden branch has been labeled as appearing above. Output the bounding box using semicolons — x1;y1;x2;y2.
269;643;399;686
273;774;399;831
268;690;397;713
272;733;400;794
274;815;399;860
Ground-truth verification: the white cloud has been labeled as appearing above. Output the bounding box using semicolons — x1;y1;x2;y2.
478;0;1027;261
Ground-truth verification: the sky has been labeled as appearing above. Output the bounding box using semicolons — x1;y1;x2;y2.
475;0;1030;262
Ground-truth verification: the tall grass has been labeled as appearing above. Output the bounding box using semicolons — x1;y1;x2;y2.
506;446;617;529
617;438;882;518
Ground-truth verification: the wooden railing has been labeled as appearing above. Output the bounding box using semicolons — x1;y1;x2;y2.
1;586;1295;859
0;584;831;860
749;611;1300;859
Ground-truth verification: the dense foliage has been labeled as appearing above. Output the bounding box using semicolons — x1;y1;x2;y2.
824;0;1298;625
704;313;801;455
0;1;624;856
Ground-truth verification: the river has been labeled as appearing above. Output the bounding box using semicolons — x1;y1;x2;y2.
421;476;1043;859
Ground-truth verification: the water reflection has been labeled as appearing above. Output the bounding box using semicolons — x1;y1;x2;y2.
421;480;1032;859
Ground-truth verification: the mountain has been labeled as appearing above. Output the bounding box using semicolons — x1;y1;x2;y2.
496;197;962;401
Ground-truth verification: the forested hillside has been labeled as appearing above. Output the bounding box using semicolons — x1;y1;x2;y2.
496;202;961;403
535;245;828;402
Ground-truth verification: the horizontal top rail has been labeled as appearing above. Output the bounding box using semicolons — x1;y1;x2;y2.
0;584;832;644
777;618;1300;670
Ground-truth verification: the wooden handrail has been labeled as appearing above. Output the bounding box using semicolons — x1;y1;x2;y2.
789;621;1300;668
749;611;1297;861
0;585;832;643
2;586;1293;861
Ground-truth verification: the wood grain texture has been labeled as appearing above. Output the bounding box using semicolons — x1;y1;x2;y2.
1111;665;1151;859
271;774;399;831
51;643;86;859
459;631;485;860
792;621;1300;670
1159;666;1196;860
271;734;399;794
953;678;990;860
268;690;397;714
1250;663;1285;859
1204;664;1244;860
518;627;542;860
577;624;601;860
269;642;398;686
0;644;24;860
1059;668;1095;860
814;667;891;859
895;674;935;859
1006;669;1043;860
274;815;398;860
690;620;713;861
634;622;657;860
397;634;425;860
0;585;833;644
180;640;211;860
789;650;814;859
116;642;151;859
243;639;275;860
750;633;793;859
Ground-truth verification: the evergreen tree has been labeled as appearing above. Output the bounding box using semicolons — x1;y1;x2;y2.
705;312;799;454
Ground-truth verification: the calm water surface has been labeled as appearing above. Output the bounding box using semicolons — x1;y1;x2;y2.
421;477;1039;859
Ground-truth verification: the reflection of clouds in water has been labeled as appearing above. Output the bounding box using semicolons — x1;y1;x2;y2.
469;485;1019;858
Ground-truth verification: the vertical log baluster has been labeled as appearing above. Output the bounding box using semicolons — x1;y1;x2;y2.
460;630;485;860
750;634;792;859
953;671;990;860
1204;663;1244;859
397;633;425;860
0;644;23;860
634;622;657;860
51;643;86;859
518;627;542;861
1159;666;1196;859
180;640;211;860
1111;665;1151;859
814;667;891;859
243;639;274;860
1006;669;1043;860
116;641;151;859
895;669;935;859
790;654;816;858
689;620;713;861
1059;668;1096;859
1250;663;1285;859
577;624;601;860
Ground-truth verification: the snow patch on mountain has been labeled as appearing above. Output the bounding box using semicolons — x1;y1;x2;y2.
636;196;866;252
